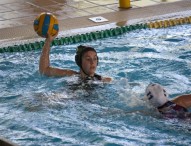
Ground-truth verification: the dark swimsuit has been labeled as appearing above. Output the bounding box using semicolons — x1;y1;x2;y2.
157;101;190;119
84;74;102;81
68;73;102;90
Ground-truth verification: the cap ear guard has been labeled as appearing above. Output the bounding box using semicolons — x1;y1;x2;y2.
75;54;81;67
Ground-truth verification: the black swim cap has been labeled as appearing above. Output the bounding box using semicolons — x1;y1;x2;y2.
75;45;98;68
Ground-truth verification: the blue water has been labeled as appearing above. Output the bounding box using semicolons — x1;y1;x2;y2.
0;24;191;146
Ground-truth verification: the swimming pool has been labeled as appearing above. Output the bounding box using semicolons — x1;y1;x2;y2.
0;24;191;145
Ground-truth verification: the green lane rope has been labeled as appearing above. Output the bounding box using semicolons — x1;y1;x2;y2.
0;23;147;53
0;16;191;53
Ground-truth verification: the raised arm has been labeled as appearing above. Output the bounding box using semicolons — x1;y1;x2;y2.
172;94;191;109
39;34;78;77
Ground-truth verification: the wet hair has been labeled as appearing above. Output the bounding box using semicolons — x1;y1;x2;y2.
75;45;98;68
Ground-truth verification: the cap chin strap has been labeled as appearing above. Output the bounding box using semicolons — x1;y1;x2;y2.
81;66;93;78
157;101;174;109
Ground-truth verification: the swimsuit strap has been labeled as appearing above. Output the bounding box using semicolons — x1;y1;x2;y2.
94;74;102;80
85;73;102;81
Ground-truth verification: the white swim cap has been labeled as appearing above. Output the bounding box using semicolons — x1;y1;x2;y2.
145;83;168;108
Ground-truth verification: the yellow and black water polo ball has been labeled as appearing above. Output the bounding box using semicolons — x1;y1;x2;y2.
33;12;59;38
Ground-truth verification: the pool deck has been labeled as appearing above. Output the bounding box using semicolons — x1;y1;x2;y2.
0;0;191;45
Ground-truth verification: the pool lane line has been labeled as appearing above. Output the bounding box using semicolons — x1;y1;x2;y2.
0;16;191;53
147;16;191;29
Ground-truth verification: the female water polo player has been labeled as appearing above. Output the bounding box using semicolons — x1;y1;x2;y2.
145;83;191;119
39;33;112;82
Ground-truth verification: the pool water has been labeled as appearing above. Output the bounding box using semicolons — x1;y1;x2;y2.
0;24;191;146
